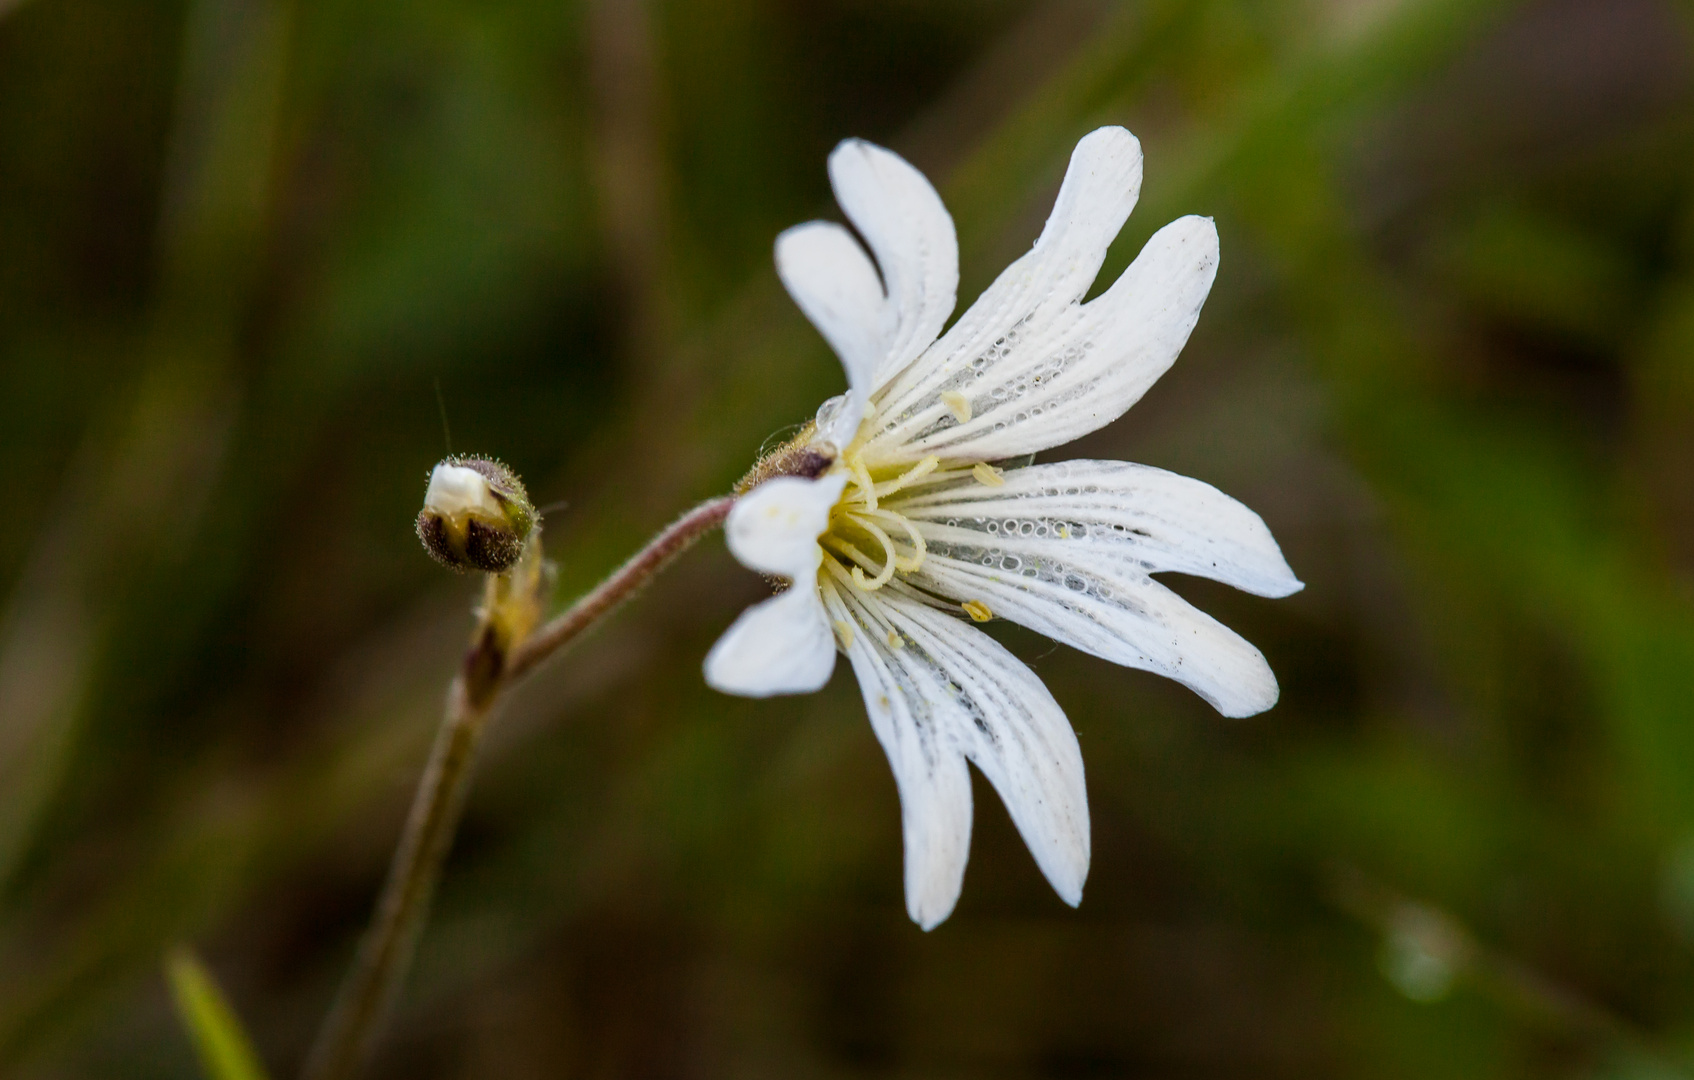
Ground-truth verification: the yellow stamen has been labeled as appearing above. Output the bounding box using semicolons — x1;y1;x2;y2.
847;514;900;591
874;454;940;499
849;455;878;512
823;536;880;577
940;391;972;424
826;457;949;590
962;599;993;622
822;553;859;588
886;630;903;649
972;462;1005;487
834;619;855;648
863;508;927;572
852;564;894;591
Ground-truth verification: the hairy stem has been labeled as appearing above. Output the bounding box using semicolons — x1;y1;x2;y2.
302;495;735;1080
507;496;737;680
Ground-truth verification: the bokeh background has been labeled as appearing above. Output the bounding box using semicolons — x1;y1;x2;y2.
4;0;1694;1075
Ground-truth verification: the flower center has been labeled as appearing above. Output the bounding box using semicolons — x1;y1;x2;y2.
822;451;964;591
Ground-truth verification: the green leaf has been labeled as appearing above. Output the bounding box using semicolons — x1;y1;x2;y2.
164;946;270;1080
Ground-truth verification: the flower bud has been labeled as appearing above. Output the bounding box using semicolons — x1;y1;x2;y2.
415;456;536;573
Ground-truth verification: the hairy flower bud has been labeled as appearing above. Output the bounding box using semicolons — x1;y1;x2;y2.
415;456;536;573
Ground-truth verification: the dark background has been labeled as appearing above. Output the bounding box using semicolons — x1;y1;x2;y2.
4;0;1694;1076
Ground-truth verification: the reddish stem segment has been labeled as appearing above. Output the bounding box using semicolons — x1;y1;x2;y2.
508;496;734;680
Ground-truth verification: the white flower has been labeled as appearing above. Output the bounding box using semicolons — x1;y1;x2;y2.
704;127;1303;929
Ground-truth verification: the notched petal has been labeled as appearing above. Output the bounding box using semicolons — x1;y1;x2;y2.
895;460;1302;598
828;138;959;389
823;579;1090;924
866;214;1220;466
910;546;1281;719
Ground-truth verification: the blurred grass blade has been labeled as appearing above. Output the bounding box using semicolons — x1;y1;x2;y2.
0;0;293;899
165;947;271;1080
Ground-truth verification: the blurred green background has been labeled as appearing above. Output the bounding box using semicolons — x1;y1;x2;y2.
4;0;1694;1075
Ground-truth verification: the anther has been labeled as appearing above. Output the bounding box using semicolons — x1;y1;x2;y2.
940;391;973;424
962;599;993;622
972;462;1005;487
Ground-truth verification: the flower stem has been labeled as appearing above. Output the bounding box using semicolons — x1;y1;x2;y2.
507;496;737;681
301;495;735;1080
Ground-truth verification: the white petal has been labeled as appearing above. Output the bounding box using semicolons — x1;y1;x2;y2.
866;213;1218;465
423;463;500;518
775;224;886;447
822;572;1090;926
706;474;848;697
704;584;837;697
828;139;958;390
894;460;1303;598
908;542;1279;719
866;126;1142;439
822;578;972;928
855;128;1222;466
723;473;848;579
